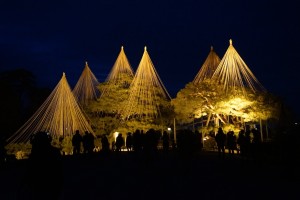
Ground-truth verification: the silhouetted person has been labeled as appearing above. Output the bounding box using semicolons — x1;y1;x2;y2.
195;130;203;152
133;129;142;152
245;129;252;158
72;130;82;155
83;131;94;154
145;131;152;153
87;132;95;154
162;131;169;152
116;133;124;152
140;130;146;151
237;130;246;156
111;140;116;151
82;131;89;154
215;127;226;158
126;132;133;151
176;129;197;155
101;134;110;152
232;132;237;153
227;131;236;155
251;128;261;162
22;131;62;200
171;139;177;150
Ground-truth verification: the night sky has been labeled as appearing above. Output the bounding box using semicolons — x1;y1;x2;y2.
1;0;300;119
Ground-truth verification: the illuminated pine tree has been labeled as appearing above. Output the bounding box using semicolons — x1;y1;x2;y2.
86;46;134;134
7;73;94;144
173;41;279;133
209;40;273;125
118;47;172;131
73;62;100;106
95;46;134;114
100;46;134;97
173;46;222;123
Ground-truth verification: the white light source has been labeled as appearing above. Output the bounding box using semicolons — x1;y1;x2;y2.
114;132;119;142
167;128;171;131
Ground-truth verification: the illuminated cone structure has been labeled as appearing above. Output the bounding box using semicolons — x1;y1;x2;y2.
95;46;134;115
193;46;221;84
209;39;267;126
172;46;222;123
173;40;273;132
119;47;171;130
73;62;100;106
101;46;134;98
7;73;94;144
212;39;265;94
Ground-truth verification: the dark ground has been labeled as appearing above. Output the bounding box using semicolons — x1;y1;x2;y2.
1;150;299;200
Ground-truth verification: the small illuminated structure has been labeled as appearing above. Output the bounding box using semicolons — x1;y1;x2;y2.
73;62;100;105
7;73;94;144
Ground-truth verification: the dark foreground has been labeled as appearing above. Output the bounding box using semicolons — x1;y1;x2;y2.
1;150;299;200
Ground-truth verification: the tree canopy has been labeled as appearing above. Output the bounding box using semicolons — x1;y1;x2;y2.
172;79;281;128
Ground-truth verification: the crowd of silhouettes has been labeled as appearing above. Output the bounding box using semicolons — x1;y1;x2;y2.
2;124;298;200
37;126;267;161
212;127;263;160
70;128;204;156
104;129;178;154
71;130;96;155
176;129;203;155
3;124;298;200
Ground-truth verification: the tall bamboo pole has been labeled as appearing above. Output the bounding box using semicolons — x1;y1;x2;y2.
173;118;177;144
259;119;263;142
266;120;269;141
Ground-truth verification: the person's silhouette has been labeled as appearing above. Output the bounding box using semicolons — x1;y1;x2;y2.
116;133;124;152
215;127;226;158
101;134;110;152
126;132;133;151
237;130;246;156
22;131;63;200
162;131;169;152
82;131;89;154
227;131;236;155
87;132;95;154
72;130;82;155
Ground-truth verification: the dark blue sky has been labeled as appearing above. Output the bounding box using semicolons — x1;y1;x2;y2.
1;0;300;119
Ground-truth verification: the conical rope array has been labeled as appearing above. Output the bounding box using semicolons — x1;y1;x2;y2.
119;47;171;121
73;62;100;106
7;73;94;144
